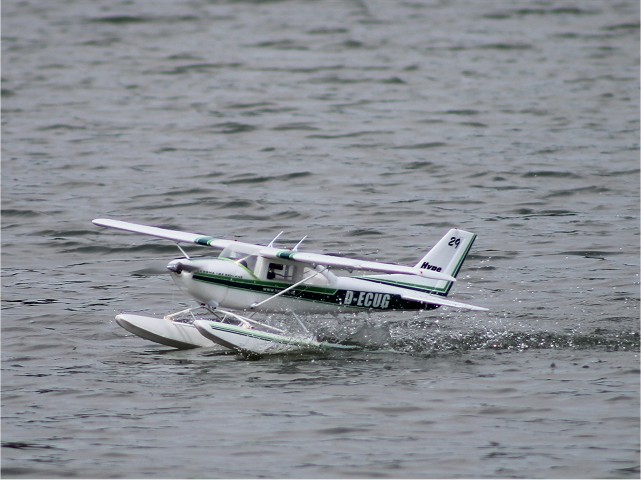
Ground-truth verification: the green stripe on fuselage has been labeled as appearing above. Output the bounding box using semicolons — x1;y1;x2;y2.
190;273;432;310
192;272;340;302
357;277;450;295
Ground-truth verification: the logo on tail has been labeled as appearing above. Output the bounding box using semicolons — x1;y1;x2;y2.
420;261;442;272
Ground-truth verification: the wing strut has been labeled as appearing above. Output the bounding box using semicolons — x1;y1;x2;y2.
250;267;328;309
175;243;191;259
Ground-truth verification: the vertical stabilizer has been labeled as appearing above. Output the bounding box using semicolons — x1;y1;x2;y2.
361;229;477;297
413;229;476;296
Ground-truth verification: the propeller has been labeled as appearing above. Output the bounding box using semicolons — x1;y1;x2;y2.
166;259;200;274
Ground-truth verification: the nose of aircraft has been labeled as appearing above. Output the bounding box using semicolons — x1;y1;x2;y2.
167;259;183;273
167;259;199;274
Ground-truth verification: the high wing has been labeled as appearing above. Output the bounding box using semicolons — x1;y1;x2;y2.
93;218;456;283
92;218;233;250
401;291;487;311
260;249;456;283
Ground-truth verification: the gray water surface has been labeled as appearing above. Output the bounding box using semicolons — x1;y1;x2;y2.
2;1;639;478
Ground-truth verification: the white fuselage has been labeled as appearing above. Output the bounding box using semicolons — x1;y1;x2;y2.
166;256;431;314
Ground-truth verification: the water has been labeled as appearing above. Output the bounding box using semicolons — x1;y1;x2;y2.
2;0;639;477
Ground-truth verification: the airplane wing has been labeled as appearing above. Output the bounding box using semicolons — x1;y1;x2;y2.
92;218;233;249
260;250;456;283
401;291;488;311
94;218;457;283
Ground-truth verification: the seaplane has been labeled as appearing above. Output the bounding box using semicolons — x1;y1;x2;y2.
92;218;487;355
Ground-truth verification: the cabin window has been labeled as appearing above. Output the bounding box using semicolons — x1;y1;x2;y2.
237;255;257;272
267;263;298;282
219;247;258;274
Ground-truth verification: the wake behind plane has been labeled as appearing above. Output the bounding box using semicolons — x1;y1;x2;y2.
92;218;487;355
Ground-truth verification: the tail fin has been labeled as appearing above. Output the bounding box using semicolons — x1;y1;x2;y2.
413;229;477;296
361;229;477;297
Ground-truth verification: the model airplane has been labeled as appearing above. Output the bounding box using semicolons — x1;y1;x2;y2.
93;218;487;354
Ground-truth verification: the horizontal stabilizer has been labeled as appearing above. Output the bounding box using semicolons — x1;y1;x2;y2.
401;291;487;311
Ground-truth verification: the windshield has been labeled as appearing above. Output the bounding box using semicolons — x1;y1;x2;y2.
219;246;258;272
219;245;253;260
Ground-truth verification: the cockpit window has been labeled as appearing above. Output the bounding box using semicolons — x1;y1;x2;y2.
267;263;296;282
219;247;258;274
237;255;257;272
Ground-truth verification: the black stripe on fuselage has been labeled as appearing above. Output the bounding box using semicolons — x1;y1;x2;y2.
191;273;438;311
